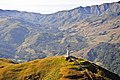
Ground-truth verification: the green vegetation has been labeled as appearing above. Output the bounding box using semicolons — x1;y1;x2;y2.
87;42;120;76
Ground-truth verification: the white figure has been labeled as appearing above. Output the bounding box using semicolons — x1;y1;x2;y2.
66;45;70;57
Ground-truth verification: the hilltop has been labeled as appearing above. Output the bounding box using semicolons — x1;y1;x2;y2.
0;56;120;80
0;1;120;76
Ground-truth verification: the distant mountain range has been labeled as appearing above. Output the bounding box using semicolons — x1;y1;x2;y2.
0;1;120;76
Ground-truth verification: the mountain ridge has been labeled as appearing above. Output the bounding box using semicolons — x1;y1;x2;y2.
0;1;120;76
0;1;119;15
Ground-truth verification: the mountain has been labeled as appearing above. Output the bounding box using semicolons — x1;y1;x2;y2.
0;1;120;75
0;56;120;80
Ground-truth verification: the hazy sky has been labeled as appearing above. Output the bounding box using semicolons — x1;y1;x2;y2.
0;0;119;14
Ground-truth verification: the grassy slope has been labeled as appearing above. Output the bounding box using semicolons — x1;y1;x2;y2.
0;56;119;80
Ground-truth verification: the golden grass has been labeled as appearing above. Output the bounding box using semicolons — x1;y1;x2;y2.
0;56;118;80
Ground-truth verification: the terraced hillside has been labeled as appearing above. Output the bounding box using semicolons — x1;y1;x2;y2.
0;56;120;80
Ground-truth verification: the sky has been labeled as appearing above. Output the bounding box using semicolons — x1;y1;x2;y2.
0;0;119;14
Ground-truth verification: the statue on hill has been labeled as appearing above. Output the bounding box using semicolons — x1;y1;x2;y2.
66;44;71;57
65;44;73;61
65;45;77;62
